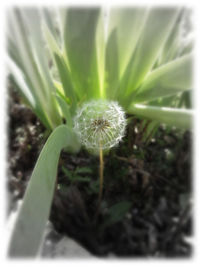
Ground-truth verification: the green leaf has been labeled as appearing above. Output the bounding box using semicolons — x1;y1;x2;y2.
64;8;102;99
20;9;63;128
8;9;61;129
96;10;105;98
62;166;73;180
102;201;132;228
55;95;73;127
108;8;147;77
42;9;61;46
42;21;62;57
42;20;77;110
7;58;36;108
7;66;51;130
105;29;119;99
73;176;91;183
133;53;193;103
54;53;77;113
75;167;93;174
128;104;193;129
122;8;180;99
105;8;147;99
157;11;182;64
8;125;79;257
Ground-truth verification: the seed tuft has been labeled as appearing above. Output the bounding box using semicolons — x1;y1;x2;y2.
73;100;126;150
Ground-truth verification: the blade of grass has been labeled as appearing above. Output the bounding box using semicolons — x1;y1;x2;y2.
105;8;147;99
8;9;61;129
7;57;52;129
42;20;78;114
157;10;183;65
105;28;119;100
20;8;62;128
108;8;147;78
122;8;180;100
63;8;101;99
96;9;105;98
42;21;62;57
8;125;79;257
128;104;193;129
55;95;73;127
133;53;193;103
54;53;77;114
42;8;59;42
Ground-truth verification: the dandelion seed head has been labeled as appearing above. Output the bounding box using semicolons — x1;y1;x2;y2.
73;100;126;150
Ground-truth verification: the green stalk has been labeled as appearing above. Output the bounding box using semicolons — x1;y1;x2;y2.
98;146;104;205
94;145;104;222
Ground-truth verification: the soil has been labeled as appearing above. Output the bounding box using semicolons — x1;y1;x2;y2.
7;87;193;258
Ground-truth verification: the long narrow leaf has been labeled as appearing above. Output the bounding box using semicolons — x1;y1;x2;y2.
107;8;147;78
64;8;101;99
123;8;180;97
54;53;77;113
20;9;62;128
133;53;193;103
42;21;62;57
105;8;147;99
7;57;52;129
128;104;193;129
96;10;105;98
8;125;79;257
55;95;73;127
42;20;77;114
8;9;61;129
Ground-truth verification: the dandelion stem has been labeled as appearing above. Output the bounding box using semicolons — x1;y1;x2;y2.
94;145;104;222
98;146;104;204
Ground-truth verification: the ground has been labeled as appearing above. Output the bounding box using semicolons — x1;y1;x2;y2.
7;87;192;258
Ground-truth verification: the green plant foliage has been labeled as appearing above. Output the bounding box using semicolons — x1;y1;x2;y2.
7;9;62;130
8;125;79;257
8;7;193;134
62;166;92;183
128;104;193;129
7;7;193;257
101;201;132;229
121;8;180;98
133;54;193;104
